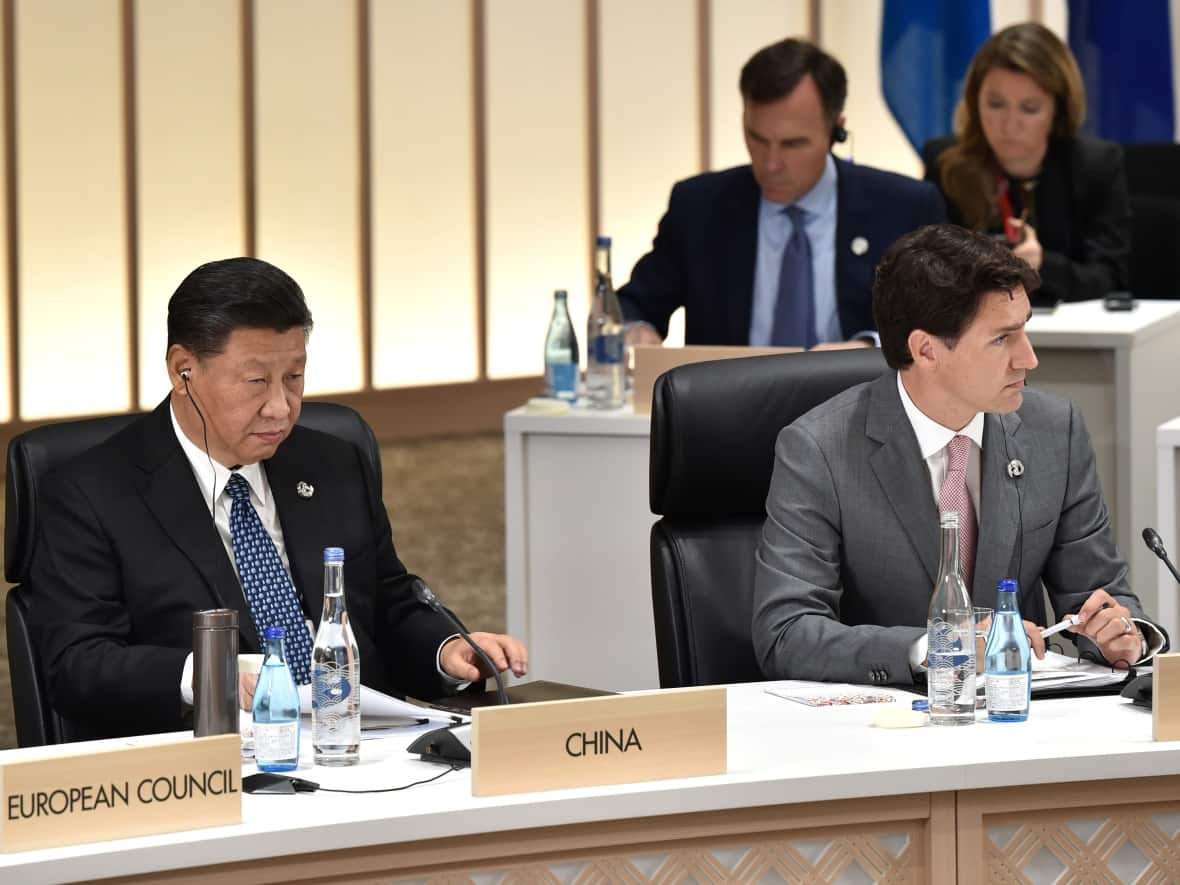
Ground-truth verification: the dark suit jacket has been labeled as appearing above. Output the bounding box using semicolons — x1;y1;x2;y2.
30;400;456;740
616;159;947;344
753;373;1150;686
923;134;1130;303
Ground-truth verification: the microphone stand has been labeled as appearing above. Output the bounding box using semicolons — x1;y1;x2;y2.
412;579;509;706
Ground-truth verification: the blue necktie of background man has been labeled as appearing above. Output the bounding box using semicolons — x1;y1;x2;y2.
771;205;817;348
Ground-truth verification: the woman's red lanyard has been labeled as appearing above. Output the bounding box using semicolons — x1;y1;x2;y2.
995;173;1020;243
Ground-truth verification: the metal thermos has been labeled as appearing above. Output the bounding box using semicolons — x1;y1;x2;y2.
193;608;239;737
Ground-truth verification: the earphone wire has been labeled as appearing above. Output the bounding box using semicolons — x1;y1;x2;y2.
182;372;218;517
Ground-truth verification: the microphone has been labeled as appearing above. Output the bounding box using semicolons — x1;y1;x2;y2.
1143;527;1180;587
411;579;509;706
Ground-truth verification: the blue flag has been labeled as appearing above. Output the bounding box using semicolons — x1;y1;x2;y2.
1068;0;1175;143
881;0;991;155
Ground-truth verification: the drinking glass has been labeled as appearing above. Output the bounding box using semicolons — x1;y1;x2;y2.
973;607;993;710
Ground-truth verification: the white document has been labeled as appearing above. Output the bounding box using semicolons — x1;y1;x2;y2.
295;684;463;723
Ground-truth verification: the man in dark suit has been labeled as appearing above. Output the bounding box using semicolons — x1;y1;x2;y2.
619;37;946;348
752;225;1164;686
31;257;527;740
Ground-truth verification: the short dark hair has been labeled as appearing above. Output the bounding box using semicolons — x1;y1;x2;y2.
739;38;847;123
873;225;1040;370
166;257;314;359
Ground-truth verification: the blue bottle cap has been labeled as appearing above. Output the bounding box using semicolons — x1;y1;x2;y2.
323;547;344;563
911;699;929;712
997;578;1018;593
596;235;611;248
264;625;285;640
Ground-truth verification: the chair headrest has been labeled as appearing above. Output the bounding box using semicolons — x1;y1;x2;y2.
5;414;138;583
650;348;888;519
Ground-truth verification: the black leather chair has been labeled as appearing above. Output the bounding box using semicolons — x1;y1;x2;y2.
1122;144;1180;300
4;402;382;747
648;348;888;689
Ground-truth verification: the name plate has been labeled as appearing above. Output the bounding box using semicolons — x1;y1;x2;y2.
1;734;241;853
471;686;725;797
1154;653;1180;741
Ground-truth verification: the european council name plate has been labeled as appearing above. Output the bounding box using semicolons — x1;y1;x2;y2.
471;686;726;797
0;733;241;853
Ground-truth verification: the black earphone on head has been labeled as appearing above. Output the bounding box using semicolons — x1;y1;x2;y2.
831;123;848;144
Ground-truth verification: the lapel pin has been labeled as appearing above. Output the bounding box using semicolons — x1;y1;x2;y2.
296;481;315;499
1007;460;1025;478
850;236;869;256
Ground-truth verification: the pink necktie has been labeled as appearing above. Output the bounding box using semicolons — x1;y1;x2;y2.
938;435;977;591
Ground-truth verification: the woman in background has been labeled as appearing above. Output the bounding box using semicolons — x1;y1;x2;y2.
923;22;1129;304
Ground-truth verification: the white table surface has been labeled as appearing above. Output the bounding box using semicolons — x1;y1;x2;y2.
3;687;1177;884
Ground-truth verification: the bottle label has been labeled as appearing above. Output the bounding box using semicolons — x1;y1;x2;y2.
254;720;299;760
545;362;578;398
985;673;1029;712
591;334;623;365
927;618;975;708
312;661;361;741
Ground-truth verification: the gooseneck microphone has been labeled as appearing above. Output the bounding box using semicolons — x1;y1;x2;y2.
1143;527;1180;587
411;579;509;706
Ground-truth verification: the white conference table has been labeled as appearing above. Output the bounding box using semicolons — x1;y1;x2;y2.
3;688;1180;883
505;299;1180;691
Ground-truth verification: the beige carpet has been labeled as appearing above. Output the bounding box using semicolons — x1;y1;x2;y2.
0;433;506;750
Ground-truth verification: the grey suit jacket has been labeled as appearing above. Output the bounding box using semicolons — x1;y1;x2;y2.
752;371;1144;685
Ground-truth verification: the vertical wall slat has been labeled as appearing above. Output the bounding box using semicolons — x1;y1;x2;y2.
356;0;372;392
122;0;139;411
16;0;129;420
370;0;479;389
134;0;246;407
484;0;588;380
255;0;363;396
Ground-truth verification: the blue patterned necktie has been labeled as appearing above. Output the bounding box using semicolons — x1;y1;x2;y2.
225;473;313;684
770;205;817;347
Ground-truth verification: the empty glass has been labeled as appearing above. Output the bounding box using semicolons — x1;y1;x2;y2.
973;607;994;709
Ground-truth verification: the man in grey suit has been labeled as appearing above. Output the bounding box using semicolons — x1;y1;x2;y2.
752;224;1165;686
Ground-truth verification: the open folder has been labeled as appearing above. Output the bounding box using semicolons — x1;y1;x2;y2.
1030;650;1130;694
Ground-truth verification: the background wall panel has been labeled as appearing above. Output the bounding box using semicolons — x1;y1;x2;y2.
0;0;9;422
484;0;588;380
134;0;245;407
708;0;809;172
255;0;363;395
16;0;129;420
991;0;1035;30
598;0;699;301
370;0;478;389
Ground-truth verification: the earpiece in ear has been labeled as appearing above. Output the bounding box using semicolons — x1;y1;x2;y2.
180;369;191;380
831;124;848;144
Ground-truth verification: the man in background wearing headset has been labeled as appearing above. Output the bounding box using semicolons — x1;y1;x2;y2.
619;37;946;349
752;224;1165;686
31;257;527;740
